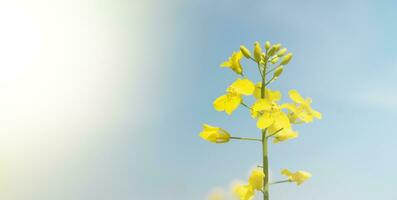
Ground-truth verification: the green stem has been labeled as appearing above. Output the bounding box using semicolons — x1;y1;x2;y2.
262;130;269;200
270;179;291;185
266;128;284;139
230;136;261;142
265;65;280;75
265;76;277;86
261;58;269;200
240;102;251;109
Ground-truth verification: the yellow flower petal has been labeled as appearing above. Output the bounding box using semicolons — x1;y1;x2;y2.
248;168;265;190
220;51;243;75
199;124;231;143
233;184;255;200
288;89;306;104
281;169;312;185
213;95;227;112
224;95;242;115
257;113;274;129
213;93;242;115
228;78;255;96
273;128;298;143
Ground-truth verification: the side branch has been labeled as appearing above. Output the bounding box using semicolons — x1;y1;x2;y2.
230;136;262;142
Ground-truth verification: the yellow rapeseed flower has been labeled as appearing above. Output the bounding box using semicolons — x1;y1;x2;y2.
283;90;322;123
221;51;244;75
199;124;231;143
227;78;255;96
253;83;281;100
281;169;312;185
233;184;255;200
214;79;255;115
272;128;298;143
248;168;265;190
213;93;242;115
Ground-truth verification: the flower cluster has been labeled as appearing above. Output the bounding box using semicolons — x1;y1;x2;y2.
199;41;322;200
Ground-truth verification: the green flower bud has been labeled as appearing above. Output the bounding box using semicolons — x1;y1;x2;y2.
274;65;284;77
254;42;262;62
267;47;276;57
261;53;266;61
273;43;282;52
265;41;271;50
240;45;251;59
270;57;279;64
280;53;293;65
277;48;287;56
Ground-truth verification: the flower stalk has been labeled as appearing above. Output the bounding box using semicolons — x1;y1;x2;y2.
261;55;269;200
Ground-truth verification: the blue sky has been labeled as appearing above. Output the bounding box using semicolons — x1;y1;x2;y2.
134;0;397;199
1;0;397;200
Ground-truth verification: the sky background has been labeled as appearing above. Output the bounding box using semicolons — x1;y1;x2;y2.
0;0;397;200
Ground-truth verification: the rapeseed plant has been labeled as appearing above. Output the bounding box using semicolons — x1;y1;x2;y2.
200;41;321;200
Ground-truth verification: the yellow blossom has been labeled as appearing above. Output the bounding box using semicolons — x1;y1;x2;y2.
283;90;322;123
253;83;281;100
214;79;255;115
272;128;298;143
251;98;286;129
199;124;230;143
213;93;242;115
233;184;255;200
221;51;244;75
281;169;312;185
248;168;265;190
227;78;255;96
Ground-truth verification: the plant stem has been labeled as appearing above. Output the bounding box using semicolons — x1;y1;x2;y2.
230;136;261;142
261;57;269;200
240;102;251;109
262;130;269;200
270;179;291;185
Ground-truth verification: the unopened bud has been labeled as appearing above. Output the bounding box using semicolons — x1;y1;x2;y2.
265;41;271;50
280;53;293;65
240;45;251;58
274;65;284;77
261;53;266;61
268;47;276;57
277;48;287;56
270;57;279;64
254;42;262;62
273;43;282;52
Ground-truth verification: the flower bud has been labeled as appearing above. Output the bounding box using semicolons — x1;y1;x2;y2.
267;47;276;57
274;65;283;77
273;43;282;52
261;53;266;61
199;124;231;143
277;48;287;56
265;41;271;50
240;45;251;59
270;57;279;64
254;42;262;62
280;53;293;65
